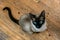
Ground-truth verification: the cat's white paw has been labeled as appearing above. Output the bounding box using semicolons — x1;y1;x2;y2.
27;31;33;34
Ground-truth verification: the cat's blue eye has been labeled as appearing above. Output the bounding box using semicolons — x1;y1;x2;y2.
33;22;36;24
40;21;43;24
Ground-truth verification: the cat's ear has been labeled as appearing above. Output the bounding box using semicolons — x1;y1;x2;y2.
39;10;45;17
29;13;36;18
29;13;36;20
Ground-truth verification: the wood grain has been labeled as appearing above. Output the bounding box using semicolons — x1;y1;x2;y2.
0;0;60;40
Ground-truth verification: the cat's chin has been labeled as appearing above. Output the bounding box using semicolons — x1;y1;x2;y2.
31;21;47;32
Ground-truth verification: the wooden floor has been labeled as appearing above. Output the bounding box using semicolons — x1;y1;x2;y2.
0;0;60;40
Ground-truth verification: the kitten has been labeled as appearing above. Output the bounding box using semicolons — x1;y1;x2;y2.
3;7;47;34
29;11;47;32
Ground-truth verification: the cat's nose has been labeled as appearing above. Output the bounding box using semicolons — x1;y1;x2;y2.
36;26;40;28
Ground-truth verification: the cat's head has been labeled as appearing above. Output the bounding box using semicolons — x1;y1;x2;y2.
29;10;45;29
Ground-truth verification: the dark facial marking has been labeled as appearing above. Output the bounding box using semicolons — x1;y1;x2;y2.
29;13;36;20
29;10;45;28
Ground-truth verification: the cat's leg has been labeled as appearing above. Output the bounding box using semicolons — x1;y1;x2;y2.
22;27;33;34
28;31;33;34
22;23;33;34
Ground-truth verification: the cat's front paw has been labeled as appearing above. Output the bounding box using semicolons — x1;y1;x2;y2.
28;31;33;34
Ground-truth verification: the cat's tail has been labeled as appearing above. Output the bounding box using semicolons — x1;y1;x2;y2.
3;7;19;25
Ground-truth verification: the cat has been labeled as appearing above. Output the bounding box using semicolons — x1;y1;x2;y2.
3;7;47;34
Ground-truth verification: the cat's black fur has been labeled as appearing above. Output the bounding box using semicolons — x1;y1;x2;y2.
3;7;19;25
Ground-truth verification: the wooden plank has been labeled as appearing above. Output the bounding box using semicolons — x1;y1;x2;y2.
0;0;60;40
